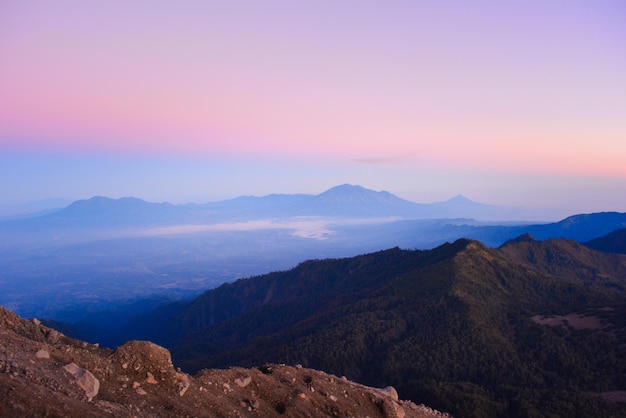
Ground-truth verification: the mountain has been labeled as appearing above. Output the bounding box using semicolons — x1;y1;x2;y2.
42;196;181;227
520;212;626;242
499;233;626;286
0;305;445;418
0;184;563;233
423;194;535;220
305;184;424;217
585;228;626;254
446;211;626;247
122;237;626;418
6;185;623;253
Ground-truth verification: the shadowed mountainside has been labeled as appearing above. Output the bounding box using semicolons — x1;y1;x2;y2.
585;228;626;254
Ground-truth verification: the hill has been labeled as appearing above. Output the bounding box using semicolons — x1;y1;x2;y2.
519;212;626;242
498;233;626;287
0;305;445;418
585;228;626;254
123;237;626;417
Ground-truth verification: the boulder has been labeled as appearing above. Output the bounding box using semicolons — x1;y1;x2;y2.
63;362;100;402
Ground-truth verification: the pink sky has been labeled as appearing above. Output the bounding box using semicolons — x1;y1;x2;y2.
1;1;625;213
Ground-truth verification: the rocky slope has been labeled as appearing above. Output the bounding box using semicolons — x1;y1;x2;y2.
0;306;448;418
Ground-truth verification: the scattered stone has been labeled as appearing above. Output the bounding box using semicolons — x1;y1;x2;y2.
35;349;50;359
395;404;406;418
31;318;41;326
234;375;251;388
46;329;62;344
136;387;147;396
176;372;190;397
63;362;100;402
378;386;399;401
329;395;338;402
132;382;141;389
179;382;190;397
145;372;158;384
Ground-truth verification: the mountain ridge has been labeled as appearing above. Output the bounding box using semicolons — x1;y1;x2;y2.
117;236;626;417
3;184;565;224
585;228;626;254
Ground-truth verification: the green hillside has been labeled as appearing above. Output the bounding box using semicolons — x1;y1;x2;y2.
131;238;626;417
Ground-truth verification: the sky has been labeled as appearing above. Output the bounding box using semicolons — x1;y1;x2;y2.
1;1;625;216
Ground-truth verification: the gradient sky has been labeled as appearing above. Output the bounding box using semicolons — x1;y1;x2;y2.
1;1;625;216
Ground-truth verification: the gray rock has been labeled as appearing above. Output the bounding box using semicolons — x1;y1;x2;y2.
64;362;100;402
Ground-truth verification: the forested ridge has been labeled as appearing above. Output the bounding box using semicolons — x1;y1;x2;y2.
124;237;626;417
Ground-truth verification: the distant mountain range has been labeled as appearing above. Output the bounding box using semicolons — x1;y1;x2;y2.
4;183;622;250
1;184;625;324
1;184;564;228
116;234;626;418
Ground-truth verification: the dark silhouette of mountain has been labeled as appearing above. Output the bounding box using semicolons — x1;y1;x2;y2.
584;228;626;254
120;236;626;417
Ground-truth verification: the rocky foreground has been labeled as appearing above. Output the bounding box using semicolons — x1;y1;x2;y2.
0;306;448;417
